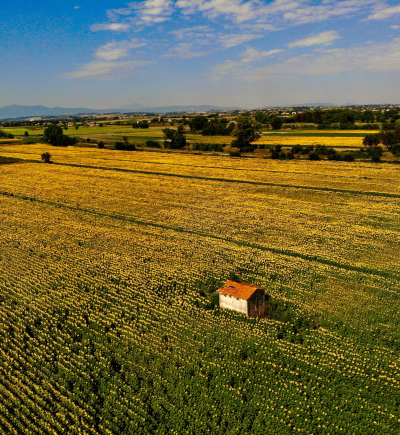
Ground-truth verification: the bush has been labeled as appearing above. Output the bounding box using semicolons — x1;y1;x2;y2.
327;152;341;161
230;151;241;157
371;154;381;163
308;152;320;161
301;145;314;155
291;144;303;154
341;153;355;162
115;141;136;151
97;141;105;149
209;293;219;308
41;152;52;163
367;147;383;163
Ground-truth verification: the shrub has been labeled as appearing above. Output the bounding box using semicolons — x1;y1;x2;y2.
41;152;52;163
97;141;105;149
371;154;381;163
341;153;355;162
291;144;303;154
115;141;136;151
327;152;341;161
308;152;320;161
301;145;314;155
230;151;241;157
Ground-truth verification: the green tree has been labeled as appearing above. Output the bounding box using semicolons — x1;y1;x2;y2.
271;116;283;130
162;125;186;149
255;112;268;124
43;124;76;147
41;152;52;163
24;131;29;137
230;116;261;152
189;116;208;131
363;134;380;148
43;125;63;146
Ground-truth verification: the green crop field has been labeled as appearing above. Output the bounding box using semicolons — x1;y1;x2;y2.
1;145;400;434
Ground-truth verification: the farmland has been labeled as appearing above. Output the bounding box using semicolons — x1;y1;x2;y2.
0;124;372;149
1;145;400;434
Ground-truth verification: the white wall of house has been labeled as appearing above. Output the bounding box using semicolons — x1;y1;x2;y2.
219;294;248;315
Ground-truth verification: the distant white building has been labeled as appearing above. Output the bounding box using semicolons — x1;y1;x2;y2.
218;280;265;316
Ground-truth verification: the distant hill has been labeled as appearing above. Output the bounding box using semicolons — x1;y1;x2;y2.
118;105;243;113
0;104;243;119
0;105;105;119
291;103;334;107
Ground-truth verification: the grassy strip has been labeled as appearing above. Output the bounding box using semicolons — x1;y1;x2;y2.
0;156;22;164
23;159;400;200
1;189;399;280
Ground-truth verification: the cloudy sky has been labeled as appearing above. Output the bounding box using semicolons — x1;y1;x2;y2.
2;0;400;108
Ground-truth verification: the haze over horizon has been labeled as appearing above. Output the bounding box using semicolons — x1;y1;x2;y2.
2;0;400;109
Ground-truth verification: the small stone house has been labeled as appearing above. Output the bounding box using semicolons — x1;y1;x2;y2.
218;280;266;316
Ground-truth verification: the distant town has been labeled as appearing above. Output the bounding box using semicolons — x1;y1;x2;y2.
1;103;400;126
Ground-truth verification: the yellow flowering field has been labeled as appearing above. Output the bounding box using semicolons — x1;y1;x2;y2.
257;135;363;148
1;147;400;434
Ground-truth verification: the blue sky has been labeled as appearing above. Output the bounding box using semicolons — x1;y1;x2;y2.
1;0;400;108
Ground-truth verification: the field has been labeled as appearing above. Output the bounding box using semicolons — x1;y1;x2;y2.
1;145;400;434
1;125;373;149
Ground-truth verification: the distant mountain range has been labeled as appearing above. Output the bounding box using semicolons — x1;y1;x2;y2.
0;104;244;120
261;103;334;108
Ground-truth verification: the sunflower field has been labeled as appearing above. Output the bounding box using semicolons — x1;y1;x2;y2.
0;145;399;434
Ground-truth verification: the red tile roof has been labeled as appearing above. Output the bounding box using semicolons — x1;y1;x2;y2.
218;280;264;301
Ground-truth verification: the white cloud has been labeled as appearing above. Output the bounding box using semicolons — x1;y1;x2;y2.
74;6;80;9
95;40;147;61
367;5;400;20
170;25;214;39
211;46;284;75
176;0;257;22
63;60;153;79
106;0;174;24
215;37;400;81
95;0;383;35
288;30;341;48
163;42;209;58
241;47;284;63
391;25;400;29
175;0;382;26
219;33;263;48
64;39;150;79
90;23;130;31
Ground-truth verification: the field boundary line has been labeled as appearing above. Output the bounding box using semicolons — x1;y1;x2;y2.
1;189;398;280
